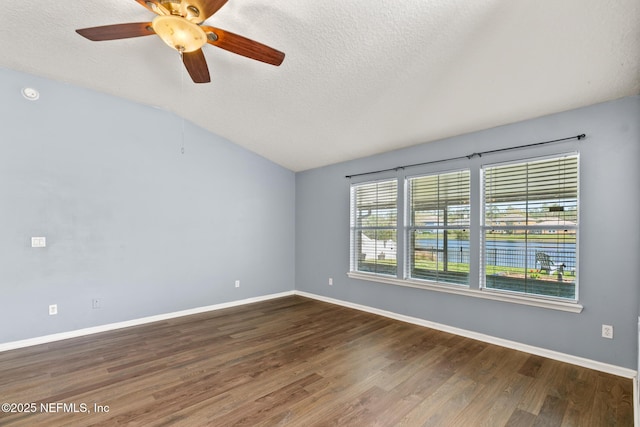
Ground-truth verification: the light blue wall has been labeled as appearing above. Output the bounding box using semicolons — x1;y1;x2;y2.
295;96;640;369
3;66;639;371
0;68;295;343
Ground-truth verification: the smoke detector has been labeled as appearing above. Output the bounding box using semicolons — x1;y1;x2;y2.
22;87;40;101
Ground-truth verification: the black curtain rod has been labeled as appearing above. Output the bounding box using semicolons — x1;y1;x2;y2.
345;134;585;179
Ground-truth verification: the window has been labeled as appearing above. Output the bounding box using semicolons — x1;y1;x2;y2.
348;151;581;311
482;155;578;300
350;179;398;276
407;170;470;285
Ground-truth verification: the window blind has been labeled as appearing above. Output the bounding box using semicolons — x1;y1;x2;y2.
350;179;398;276
482;155;578;300
484;156;578;226
409;170;470;226
407;170;470;285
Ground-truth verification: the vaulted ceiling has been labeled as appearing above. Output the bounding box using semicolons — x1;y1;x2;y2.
2;0;639;171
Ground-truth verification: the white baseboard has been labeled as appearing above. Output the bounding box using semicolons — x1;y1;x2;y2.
1;290;636;381
0;291;295;353
294;290;638;380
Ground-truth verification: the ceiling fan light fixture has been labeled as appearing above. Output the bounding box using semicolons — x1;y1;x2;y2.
152;15;207;52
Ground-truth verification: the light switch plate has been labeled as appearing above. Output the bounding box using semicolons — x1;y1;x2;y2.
32;237;46;248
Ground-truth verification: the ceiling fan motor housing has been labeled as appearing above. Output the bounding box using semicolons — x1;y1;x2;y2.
148;0;203;22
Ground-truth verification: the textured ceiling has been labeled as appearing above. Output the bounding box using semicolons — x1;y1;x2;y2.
2;0;639;171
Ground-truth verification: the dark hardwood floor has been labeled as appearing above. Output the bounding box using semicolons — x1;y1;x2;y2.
0;296;633;426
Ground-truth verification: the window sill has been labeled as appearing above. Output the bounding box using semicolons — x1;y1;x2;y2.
346;272;583;313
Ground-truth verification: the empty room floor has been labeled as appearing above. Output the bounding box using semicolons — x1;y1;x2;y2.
0;296;633;426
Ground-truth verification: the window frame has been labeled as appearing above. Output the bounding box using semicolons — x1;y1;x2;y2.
349;178;399;277
347;150;583;313
405;168;471;286
480;153;579;302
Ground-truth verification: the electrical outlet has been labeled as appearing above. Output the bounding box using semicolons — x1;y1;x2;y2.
235;280;240;288
49;304;58;315
328;277;333;286
602;324;613;339
92;299;100;309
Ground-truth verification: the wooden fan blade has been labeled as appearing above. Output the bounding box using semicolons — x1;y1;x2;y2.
188;0;229;23
202;27;285;66
134;0;169;15
76;23;154;41
182;49;211;83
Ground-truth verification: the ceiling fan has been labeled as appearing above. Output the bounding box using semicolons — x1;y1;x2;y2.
76;0;285;83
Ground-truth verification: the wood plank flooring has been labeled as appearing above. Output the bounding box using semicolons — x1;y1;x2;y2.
0;296;633;426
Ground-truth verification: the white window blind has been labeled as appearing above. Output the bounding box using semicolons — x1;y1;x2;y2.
482;155;578;300
407;170;470;285
350;179;398;276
